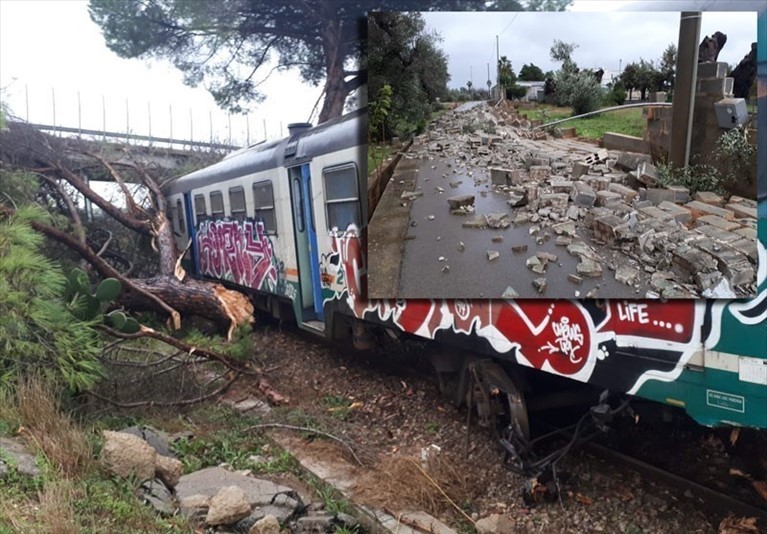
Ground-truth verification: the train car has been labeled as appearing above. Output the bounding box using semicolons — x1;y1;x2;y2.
164;61;766;462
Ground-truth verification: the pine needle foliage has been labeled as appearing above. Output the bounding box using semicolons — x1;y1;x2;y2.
0;207;104;391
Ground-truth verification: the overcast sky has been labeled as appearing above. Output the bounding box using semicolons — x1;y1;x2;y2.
425;4;759;90
0;0;763;147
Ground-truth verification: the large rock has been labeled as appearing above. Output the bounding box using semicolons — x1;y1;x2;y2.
119;426;174;458
206;485;252;526
99;431;157;481
476;513;516;534
156;454;184;489
140;479;176;517
447;195;474;210
0;437;41;478
176;467;296;520
250;514;281;534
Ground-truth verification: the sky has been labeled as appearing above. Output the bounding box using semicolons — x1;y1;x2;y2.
424;2;760;90
0;0;762;148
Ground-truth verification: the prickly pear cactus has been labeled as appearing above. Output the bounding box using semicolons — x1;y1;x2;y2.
65;268;139;333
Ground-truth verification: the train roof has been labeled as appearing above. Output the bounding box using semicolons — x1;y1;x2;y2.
164;107;366;195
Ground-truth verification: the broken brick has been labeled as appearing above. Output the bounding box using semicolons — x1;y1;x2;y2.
570;182;597;207
657;201;692;223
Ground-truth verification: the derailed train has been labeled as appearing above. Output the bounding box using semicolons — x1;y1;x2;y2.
163;103;766;438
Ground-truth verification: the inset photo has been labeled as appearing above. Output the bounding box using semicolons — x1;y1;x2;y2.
367;10;759;299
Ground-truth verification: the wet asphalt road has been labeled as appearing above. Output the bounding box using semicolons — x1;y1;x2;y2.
396;151;642;299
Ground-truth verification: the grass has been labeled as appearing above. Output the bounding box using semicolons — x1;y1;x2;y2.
368;143;392;175
521;103;646;141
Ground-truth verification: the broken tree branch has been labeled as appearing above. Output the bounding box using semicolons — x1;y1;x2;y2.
244;423;364;466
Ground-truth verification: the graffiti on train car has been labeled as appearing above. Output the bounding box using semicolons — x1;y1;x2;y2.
197;219;280;292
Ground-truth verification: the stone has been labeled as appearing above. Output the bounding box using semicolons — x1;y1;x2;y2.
666;185;690;203
462;216;487;229
694;215;741;231
694;238;755;286
733;226;757;240
685;200;735;220
250;514;281;534
176;467;296;519
539;193;569;212
570;181;597;207
491;235;504;243
577;259;603;278
595;190;622;207
585;175;611;191
513;213;531;226
447;195;474;210
99;431;157;482
525;156;549;170
0;437;41;478
485;212;510;229
585;288;599;298
728;238;758;264
638;162;658;186
140;479;176;517
507;193;527;207
526;256;544;273
156;454;183;489
698;61;728;79
608;183;638;203
566;205;580;220
532;277;547;293
400;191;423;201
537;251;558;263
568;274;583;284
614;151;651;172
593;215;626;245
529;165;550;180
726;203;757;219
693;191;723;205
296;513;336;533
119;426;174;458
671;245;718;283
550;180;573;193
556;236;573;246
571;161;590;179
645;188;677;206
487;250;500;261
583;149;609;165
476;513;516;534
502;286;520;298
695;225;740;243
615;265;640;286
489;167;518;185
639;206;674;222
206;485;252;526
657;201;692;223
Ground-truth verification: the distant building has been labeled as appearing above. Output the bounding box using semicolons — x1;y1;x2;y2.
515;81;546;101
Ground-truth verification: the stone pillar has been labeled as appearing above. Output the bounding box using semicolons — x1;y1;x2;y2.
669;11;701;169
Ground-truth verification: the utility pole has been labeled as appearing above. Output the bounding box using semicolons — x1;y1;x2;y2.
470;66;474;99
496;35;500;98
669;11;701;169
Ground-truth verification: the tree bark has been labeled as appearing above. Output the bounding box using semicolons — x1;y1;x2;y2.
318;15;348;124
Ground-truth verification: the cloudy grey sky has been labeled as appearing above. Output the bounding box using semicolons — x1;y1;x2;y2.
424;3;760;90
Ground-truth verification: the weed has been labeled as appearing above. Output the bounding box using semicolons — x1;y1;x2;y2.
322;395;353;421
38;478;78;534
656;162;724;195
254;450;300;475
172;429;265;473
425;421;440;434
335;526;361;534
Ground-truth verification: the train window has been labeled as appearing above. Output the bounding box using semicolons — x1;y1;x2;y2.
229;187;246;222
168;206;177;232
194;194;207;223
176;199;185;234
323;163;360;231
252;181;277;234
210;191;224;218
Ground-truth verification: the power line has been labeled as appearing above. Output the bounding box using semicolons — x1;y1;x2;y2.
499;13;520;36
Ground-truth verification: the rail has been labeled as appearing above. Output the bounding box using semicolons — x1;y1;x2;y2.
532;102;673;130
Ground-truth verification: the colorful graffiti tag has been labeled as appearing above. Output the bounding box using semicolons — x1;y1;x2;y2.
322;224;766;407
197;219;279;292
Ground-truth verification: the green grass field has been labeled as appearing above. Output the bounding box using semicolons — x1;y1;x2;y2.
367;143;392;174
522;104;646;141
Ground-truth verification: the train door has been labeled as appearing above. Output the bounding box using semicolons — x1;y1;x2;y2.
182;192;200;275
288;164;325;330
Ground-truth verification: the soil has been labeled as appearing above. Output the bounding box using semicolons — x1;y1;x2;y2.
220;320;761;533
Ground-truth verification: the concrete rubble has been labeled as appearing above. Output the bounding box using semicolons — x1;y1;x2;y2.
396;100;758;298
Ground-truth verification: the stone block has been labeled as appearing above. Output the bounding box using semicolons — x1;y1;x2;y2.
571;161;590;179
584;207;612;227
694;215;742;231
637;162;658;186
614;152;651;172
447;195;475;210
539;193;569;212
603;132;649;153
525;156;549;170
550;180;573;193
692;191;723;205
582;149;609;166
595;190;622;207
657;201;692;223
603;172;628;184
570;181;597;207
639;206;674;222
685;200;735;220
728;238;758;264
725;203;757;219
593;214;626;244
697;77;727;95
529;165;551;180
671;245;718;283
666;185;690;204
694;238;754;286
733;226;757;240
560;127;577;138
585;176;610;191
694;225;740;243
608;183;639;203
489;167;521;186
697;61;728;79
645;188;676;206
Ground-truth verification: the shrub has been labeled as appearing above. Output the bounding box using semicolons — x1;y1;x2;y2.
554;70;603;115
610;82;627;106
